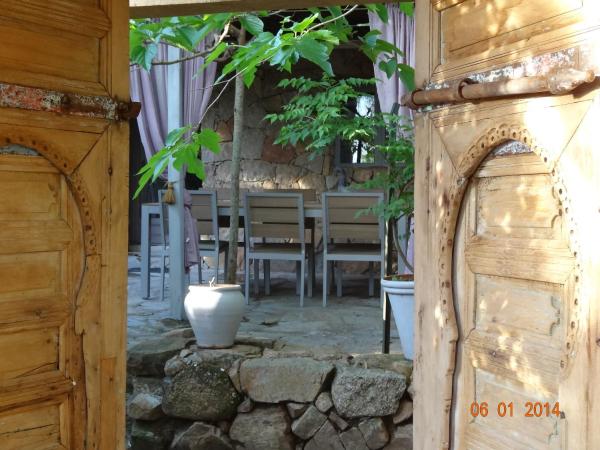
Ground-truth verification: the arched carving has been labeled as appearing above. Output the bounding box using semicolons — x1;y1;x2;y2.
0;131;98;255
438;123;583;446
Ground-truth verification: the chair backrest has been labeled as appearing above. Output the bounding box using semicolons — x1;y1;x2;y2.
322;192;385;242
217;188;249;203
188;190;219;239
244;192;305;243
262;188;317;202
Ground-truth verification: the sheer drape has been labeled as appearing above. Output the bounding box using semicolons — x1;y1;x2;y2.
130;38;217;270
369;4;415;272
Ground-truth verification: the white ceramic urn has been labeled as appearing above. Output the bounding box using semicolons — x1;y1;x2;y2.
184;284;245;348
381;275;415;360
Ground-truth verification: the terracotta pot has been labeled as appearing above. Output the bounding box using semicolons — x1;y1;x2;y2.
381;275;414;360
184;284;245;348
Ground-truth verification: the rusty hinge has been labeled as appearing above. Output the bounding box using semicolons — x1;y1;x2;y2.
0;82;141;121
403;68;596;110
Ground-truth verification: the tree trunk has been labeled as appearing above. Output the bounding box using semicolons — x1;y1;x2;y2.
225;27;246;284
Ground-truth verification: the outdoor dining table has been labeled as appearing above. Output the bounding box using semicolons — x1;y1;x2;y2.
139;199;322;299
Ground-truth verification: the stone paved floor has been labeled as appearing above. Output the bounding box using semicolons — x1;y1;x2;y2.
128;255;402;355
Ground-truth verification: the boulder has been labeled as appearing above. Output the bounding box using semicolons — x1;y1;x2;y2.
315;392;333;413
328;411;349;432
162;363;242;421
291;405;327;440
132;377;164;397
340;427;369;450
331;367;406;418
384;424;412;450
130;418;175;450
350;354;412;382
304;420;344;450
287;402;309;419
171;422;233;450
229;406;294;450
240;357;333;403
127;393;164;421
128;335;192;377
358;418;390;450
392;399;413;425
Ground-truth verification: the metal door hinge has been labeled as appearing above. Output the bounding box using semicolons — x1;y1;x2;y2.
0;82;141;121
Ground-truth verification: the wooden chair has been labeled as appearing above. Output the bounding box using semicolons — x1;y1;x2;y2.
260;189;317;296
322;192;385;307
244;192;312;306
189;190;229;284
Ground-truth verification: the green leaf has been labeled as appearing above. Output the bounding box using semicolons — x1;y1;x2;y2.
195;129;221;153
141;43;158;71
366;4;388;22
203;41;228;66
295;36;333;76
291;13;318;33
398;2;415;17
165;126;190;147
398;63;416;91
240;14;264;36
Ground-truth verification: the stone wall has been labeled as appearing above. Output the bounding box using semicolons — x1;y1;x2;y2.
201;48;377;196
127;329;413;449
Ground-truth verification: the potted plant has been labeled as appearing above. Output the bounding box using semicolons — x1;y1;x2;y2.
184;280;245;348
266;76;415;358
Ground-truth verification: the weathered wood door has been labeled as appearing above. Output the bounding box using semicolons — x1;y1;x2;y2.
0;1;129;448
452;145;576;449
415;1;600;449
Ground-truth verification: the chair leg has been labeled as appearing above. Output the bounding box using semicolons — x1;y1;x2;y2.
264;260;271;296
322;257;328;307
253;259;260;296
244;257;250;305
299;258;305;307
368;261;375;297
198;255;203;285
295;261;301;295
307;251;313;298
223;250;229;284
336;262;342;297
328;261;334;295
380;258;386;308
160;255;166;302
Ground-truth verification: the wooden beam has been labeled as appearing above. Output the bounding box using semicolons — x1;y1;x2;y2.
130;0;364;18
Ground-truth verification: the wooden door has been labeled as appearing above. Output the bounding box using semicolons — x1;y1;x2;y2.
0;1;129;449
414;2;600;449
452;144;576;449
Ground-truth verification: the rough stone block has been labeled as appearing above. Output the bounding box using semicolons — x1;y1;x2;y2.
315;392;333;413
287;402;309;419
171;422;233;450
291;405;327;440
392;399;413;425
229;406;294;450
162;362;242;421
331;367;406;418
240;357;334;403
384;423;412;450
127;393;164;421
304;420;344;450
130;418;175;450
128;335;192;377
358;418;390;450
328;411;349;431
340;427;369;450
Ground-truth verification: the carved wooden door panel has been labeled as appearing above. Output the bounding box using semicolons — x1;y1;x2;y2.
0;1;129;448
415;2;600;449
452;146;576;449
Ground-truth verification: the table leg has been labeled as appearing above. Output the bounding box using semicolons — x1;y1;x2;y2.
141;206;151;299
383;294;391;354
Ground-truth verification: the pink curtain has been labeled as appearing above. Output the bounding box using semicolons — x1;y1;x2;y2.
369;4;415;273
130;38;217;270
